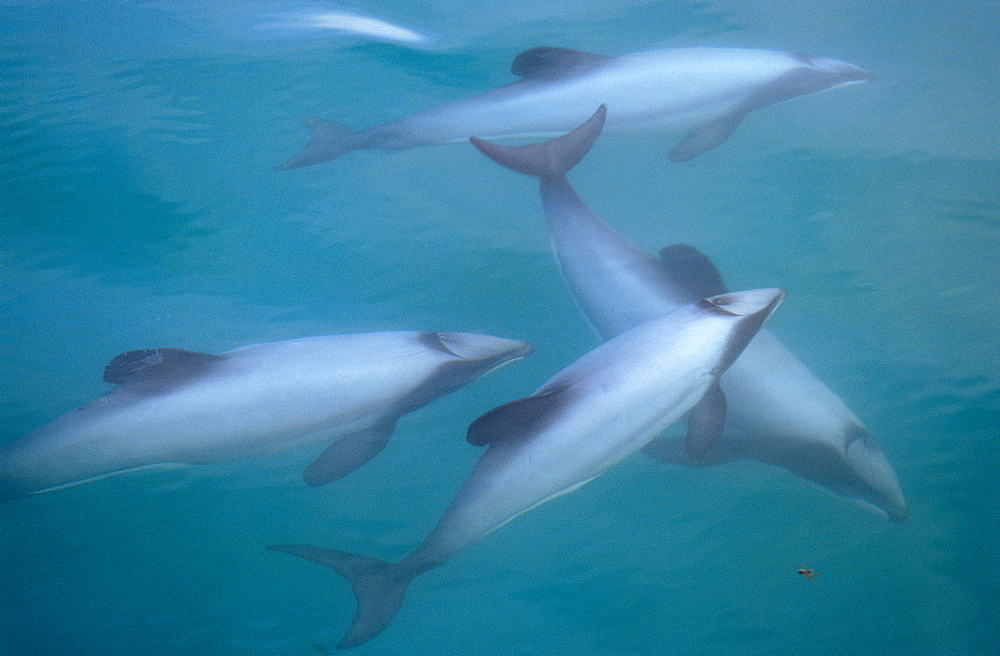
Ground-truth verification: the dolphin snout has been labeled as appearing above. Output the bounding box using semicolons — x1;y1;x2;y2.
436;332;533;362
810;55;876;82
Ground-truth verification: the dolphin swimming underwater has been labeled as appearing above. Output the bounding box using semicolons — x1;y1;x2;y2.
0;332;532;502
278;45;873;169
272;287;785;648
470;106;908;522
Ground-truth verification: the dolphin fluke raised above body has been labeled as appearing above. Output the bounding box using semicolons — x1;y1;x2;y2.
272;288;785;648
471;108;908;522
0;332;532;502
278;45;874;169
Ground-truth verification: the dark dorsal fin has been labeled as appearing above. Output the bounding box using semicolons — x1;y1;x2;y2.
467;385;571;447
657;244;728;300
511;46;610;80
103;348;224;391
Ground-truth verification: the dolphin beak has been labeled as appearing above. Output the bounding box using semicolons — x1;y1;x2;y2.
820;57;876;83
854;66;876;82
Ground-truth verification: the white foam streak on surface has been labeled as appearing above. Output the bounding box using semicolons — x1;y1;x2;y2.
255;8;435;47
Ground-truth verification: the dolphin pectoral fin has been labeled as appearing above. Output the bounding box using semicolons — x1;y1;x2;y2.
466;386;571;446
471;105;607;180
302;422;396;486
510;46;611;80
277;117;357;170
103;348;224;392
657;244;729;301
668;108;749;162
685;382;727;457
269;545;425;649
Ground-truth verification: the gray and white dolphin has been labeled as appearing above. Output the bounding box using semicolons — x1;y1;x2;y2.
0;331;532;502
470;106;908;522
272;287;785;649
278;45;873;169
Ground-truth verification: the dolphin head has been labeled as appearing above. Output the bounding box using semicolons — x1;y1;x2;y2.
428;332;533;369
393;332;533;417
700;288;787;374
797;53;875;83
841;425;909;522
737;52;876;115
701;287;787;318
788;52;875;92
383;332;533;418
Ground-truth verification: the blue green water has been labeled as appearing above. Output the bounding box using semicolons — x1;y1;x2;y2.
1;1;998;654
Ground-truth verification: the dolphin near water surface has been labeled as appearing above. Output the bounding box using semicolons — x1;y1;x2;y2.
0;331;531;502
470;106;907;522
272;287;785;648
278;45;873;169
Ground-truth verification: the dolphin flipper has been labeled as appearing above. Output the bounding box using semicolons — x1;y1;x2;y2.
470;105;607;179
685;382;728;457
269;545;423;649
302;422;397;486
668;107;749;162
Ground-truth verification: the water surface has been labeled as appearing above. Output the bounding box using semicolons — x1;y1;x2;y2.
1;1;997;654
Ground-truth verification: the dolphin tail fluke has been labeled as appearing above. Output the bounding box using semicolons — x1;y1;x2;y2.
269;544;421;649
470;105;607;180
277;117;359;170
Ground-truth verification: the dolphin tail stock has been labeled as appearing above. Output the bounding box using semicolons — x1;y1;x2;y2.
277;117;361;170
269;544;427;649
470;105;607;180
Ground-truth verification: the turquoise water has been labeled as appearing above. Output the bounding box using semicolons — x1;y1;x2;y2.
2;1;998;654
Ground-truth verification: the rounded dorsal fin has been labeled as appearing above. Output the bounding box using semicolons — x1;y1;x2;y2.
103;348;223;391
467;385;571;447
657;244;728;300
510;46;610;80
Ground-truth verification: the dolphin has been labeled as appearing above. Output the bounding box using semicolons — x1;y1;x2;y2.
470;106;908;522
278;45;874;169
272;287;784;648
0;331;532;502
